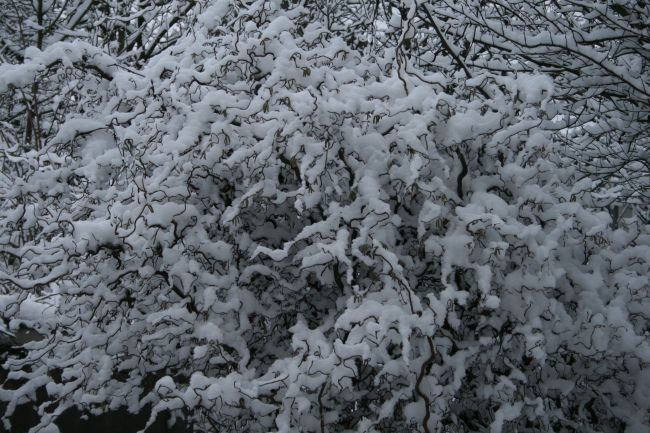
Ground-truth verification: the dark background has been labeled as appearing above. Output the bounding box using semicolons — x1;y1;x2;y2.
1;335;191;433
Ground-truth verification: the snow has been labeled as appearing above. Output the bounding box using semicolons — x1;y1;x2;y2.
0;0;648;432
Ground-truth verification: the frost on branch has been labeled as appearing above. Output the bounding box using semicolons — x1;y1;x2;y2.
0;1;649;433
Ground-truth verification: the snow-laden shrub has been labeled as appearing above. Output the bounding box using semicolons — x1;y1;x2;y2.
355;0;650;220
0;0;649;432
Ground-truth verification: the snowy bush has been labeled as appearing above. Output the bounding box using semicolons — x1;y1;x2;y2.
0;0;649;432
361;0;650;220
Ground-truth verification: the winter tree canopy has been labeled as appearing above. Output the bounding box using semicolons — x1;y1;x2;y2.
370;0;650;217
0;0;649;433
